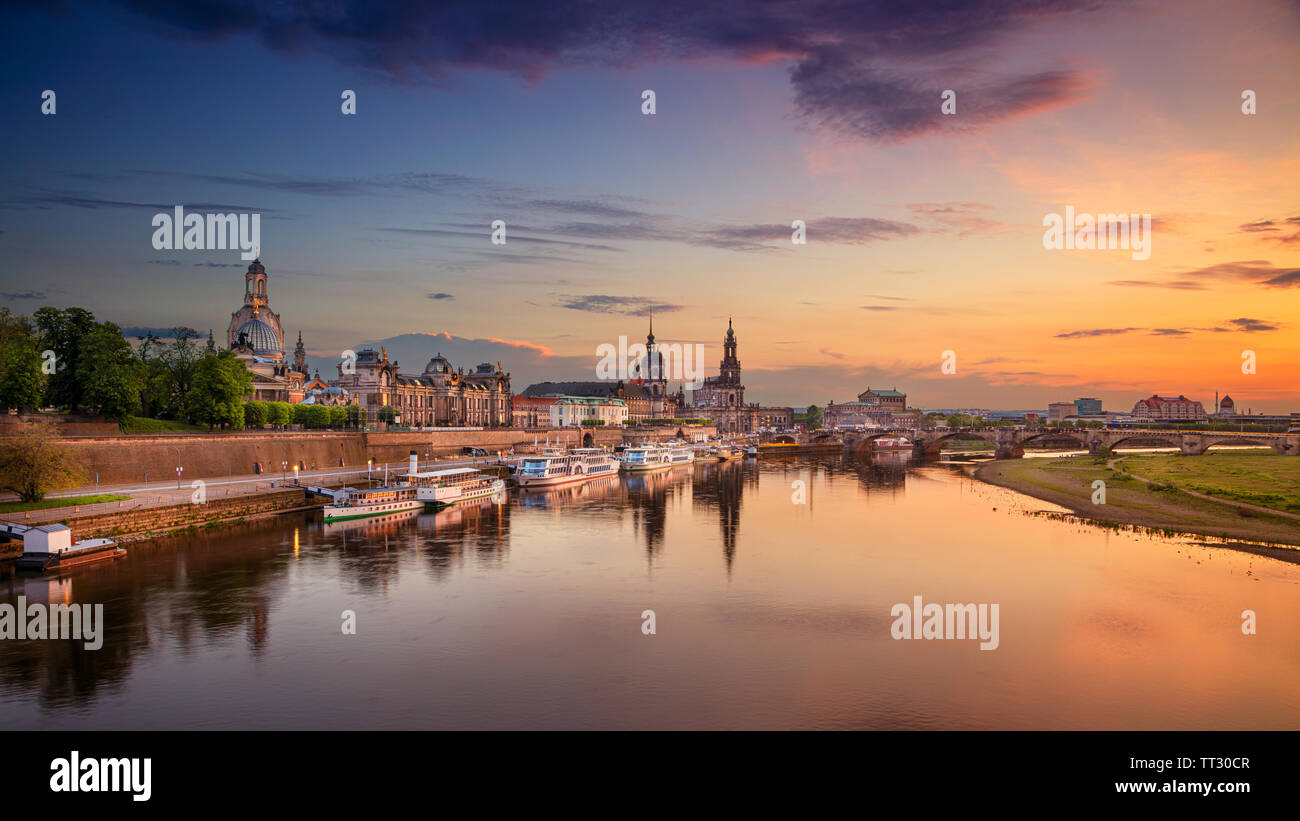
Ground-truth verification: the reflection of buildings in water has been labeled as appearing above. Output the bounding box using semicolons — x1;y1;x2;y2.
690;461;745;572
0;515;297;708
622;465;692;561
418;498;511;580
845;451;909;492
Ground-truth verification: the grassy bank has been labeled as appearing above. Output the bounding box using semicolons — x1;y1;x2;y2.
975;454;1300;547
0;493;131;514
120;416;208;434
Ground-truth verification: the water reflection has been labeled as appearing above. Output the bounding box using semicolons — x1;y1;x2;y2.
2;452;1298;729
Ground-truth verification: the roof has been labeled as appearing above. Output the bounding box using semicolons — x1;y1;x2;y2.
861;388;905;397
554;395;626;406
405;468;481;478
522;381;620;397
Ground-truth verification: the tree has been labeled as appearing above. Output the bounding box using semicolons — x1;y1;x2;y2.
185;349;252;429
267;401;292;428
945;413;973;427
377;405;398;423
77;323;144;422
345;404;364;429
306;404;330;428
33;307;97;412
804;404;823;429
244;400;269;428
291;403;311;427
328;405;348;428
0;420;84;502
0;332;45;413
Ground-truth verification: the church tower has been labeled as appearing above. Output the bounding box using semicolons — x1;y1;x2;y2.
719;317;741;386
644;312;669;416
294;331;307;374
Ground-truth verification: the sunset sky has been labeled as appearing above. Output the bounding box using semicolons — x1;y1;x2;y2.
2;0;1297;411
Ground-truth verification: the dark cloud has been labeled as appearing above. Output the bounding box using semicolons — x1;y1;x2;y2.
79;0;1104;142
1107;279;1205;290
1224;317;1278;332
1055;328;1138;339
1262;270;1300;287
557;295;684;316
1148;328;1189;336
860;305;898;312
0;291;47;300
427;292;455;300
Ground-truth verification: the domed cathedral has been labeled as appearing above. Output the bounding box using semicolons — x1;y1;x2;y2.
689;318;793;433
631;313;682;419
332;347;512;427
218;260;307;403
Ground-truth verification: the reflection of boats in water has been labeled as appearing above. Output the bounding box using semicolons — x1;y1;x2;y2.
872;436;912;450
322;505;422;534
516;449;619;488
323;496;500;537
519;475;621;509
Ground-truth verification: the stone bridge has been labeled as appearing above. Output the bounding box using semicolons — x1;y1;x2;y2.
833;427;1300;459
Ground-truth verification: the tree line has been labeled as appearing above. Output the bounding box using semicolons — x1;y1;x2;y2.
0;306;257;428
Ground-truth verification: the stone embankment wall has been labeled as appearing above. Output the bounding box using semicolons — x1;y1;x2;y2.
57;488;311;542
49;425;712;486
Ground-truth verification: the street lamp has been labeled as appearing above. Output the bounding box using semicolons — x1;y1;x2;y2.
293;464;299;484
367;458;373;485
281;460;288;481
169;444;183;489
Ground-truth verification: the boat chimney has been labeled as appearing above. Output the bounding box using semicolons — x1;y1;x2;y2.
409;449;418;476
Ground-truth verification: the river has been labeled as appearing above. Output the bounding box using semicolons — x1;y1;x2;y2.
2;453;1298;729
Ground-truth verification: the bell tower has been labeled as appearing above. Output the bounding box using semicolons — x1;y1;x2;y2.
720;317;740;385
245;259;268;315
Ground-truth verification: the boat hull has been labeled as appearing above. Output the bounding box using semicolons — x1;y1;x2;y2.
16;546;126;572
323;499;425;522
517;469;617;488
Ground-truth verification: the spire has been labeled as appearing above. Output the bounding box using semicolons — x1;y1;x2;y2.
646;309;655;347
205;329;216;355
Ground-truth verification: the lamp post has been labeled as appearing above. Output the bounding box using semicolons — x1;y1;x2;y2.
367;458;373;486
168;445;182;490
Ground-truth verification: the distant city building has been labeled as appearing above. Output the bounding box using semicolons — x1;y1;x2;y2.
687;319;793;432
824;387;918;428
1047;402;1076;422
549;396;628;427
333;348;512;426
1131;394;1208;421
215;259;307;403
1075;397;1103;415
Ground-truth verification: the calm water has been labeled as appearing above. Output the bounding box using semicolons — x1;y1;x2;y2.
2;454;1298;730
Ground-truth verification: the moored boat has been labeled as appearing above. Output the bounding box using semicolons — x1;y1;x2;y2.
322;484;424;522
872;436;912;450
12;524;125;572
407;467;506;505
618;442;694;472
516;448;619;488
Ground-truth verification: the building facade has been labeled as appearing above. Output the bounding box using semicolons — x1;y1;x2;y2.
332;348;512;426
1131;394;1208;421
550;396;629;427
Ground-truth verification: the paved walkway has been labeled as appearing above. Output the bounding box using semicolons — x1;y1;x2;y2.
0;456;509;525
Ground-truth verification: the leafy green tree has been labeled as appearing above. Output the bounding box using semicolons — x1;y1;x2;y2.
267;401;292;428
244;400;269;428
291;403;311;426
185;349;252;429
0;420;84;502
33;307;97;412
377;405;398;423
0;332;45;413
804;404;823;429
345;404;364;428
945;413;973;427
328;405;348;428
77;323;144;422
306;404;330;428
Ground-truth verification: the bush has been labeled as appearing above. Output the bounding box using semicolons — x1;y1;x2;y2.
267;401;292;428
328;405;348;428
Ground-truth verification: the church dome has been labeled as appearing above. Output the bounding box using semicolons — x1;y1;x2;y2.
424;352;451;374
235;318;280;354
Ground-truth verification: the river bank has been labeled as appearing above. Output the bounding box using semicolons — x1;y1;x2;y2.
974;453;1300;550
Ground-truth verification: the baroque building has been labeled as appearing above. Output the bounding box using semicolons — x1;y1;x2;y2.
215;259;306;403
824;387;917;428
332;348;512;427
688;319;793;433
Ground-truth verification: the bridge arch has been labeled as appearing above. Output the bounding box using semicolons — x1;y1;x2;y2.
1106;434;1182;451
772;434;797;444
1018;431;1088;451
582;432;594;448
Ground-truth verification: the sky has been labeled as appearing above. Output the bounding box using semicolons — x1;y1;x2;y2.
1;0;1297;412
